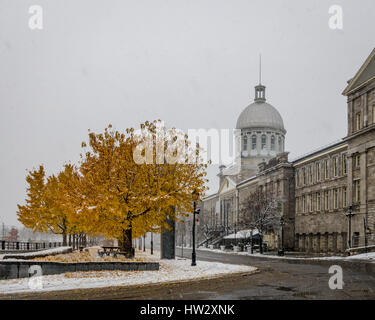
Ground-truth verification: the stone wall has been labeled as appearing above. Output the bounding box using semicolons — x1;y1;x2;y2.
0;261;159;280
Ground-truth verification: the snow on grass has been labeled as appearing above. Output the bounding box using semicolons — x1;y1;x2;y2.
0;249;257;295
33;247;153;263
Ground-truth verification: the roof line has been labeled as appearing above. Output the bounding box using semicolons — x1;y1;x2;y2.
342;48;375;96
290;139;346;164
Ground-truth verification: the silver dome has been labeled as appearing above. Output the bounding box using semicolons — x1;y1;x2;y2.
236;101;285;133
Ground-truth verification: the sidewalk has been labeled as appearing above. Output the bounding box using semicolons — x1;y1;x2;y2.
177;246;375;273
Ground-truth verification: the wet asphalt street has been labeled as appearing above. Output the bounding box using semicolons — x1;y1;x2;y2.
1;248;374;300
174;248;375;300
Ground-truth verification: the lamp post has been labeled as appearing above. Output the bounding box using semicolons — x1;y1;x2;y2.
234;223;237;246
181;225;184;258
278;217;285;256
346;205;355;251
191;191;200;266
250;228;254;254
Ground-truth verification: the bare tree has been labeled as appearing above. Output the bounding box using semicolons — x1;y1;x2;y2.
239;188;282;254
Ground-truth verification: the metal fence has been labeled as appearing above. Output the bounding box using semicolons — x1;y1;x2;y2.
0;240;63;251
351;234;375;249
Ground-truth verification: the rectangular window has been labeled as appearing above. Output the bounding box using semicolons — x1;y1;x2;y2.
354;180;361;203
302;195;306;213
317;192;321;211
334;189;339;209
316;162;321;181
355;112;361;131
324;160;329;180
309;166;313;184
343;187;347;207
296;171;299;187
303;168;306;185
324;191;329;211
342;155;347;175
333;157;339;177
354;154;361;168
309;194;313;212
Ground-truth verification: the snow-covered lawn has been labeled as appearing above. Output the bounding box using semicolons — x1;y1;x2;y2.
0;249;257;295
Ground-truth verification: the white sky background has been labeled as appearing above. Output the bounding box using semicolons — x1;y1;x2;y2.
0;0;374;226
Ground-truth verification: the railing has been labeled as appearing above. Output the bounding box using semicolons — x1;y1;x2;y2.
0;240;63;251
351;234;375;249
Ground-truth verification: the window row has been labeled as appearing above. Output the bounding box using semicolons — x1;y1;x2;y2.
296;154;347;187
296;187;348;214
243;134;283;152
353;105;375;132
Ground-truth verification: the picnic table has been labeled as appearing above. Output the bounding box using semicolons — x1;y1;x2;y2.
98;246;120;257
98;246;134;258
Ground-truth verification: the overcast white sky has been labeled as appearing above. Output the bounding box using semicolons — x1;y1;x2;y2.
1;0;374;226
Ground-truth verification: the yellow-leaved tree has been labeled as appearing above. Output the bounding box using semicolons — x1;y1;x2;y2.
79;121;208;257
17;164;82;245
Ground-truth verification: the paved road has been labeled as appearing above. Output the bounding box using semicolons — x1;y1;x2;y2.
1;249;374;300
175;248;375;300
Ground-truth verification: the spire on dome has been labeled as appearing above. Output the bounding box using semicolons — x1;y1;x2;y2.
254;55;266;102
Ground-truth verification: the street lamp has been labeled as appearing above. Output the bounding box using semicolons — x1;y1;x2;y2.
191;191;200;266
346;205;355;251
278;217;285;256
234;223;237;246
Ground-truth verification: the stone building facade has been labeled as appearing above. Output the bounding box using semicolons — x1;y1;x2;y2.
198;48;375;254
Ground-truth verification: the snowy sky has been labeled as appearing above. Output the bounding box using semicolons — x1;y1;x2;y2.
1;0;375;226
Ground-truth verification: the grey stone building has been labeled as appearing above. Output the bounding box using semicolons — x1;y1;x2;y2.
198;48;375;254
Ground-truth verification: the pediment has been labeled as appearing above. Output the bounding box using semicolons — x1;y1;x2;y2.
218;176;237;195
343;48;375;96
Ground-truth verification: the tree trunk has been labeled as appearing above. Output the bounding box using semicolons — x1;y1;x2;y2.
68;234;72;246
259;235;263;254
62;232;67;246
119;227;133;258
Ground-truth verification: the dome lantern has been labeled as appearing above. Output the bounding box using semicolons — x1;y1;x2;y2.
254;84;266;103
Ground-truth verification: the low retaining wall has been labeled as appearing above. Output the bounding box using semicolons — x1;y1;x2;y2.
0;261;159;280
3;247;73;260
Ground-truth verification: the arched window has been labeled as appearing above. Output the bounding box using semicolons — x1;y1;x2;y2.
252;135;257;150
271;135;275;151
278;137;282;151
243;136;248;151
261;135;267;149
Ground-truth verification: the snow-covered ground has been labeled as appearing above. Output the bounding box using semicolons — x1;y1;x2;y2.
0;249;257;295
191;247;375;261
